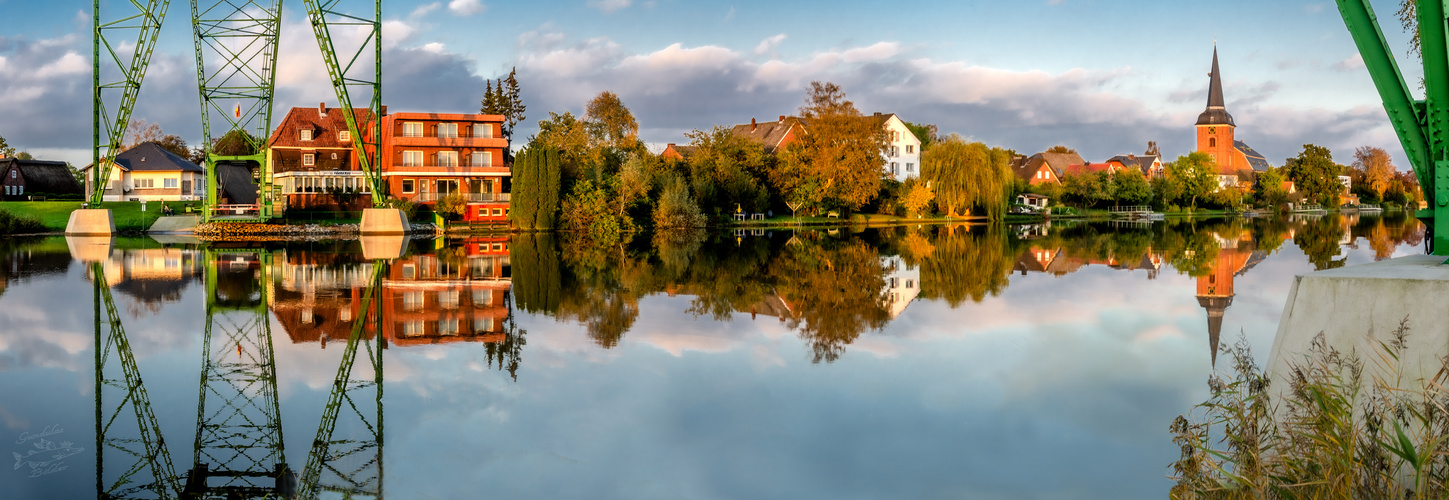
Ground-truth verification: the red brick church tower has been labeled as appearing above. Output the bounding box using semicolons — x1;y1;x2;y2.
1196;46;1238;171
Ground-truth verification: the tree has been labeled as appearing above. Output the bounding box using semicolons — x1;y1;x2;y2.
533;111;591;180
1167;151;1218;210
1254;166;1289;209
903;121;937;150
770;81;887;212
1284;144;1342;206
480;67;527;146
683;125;773;214
0;134;14;157
1115;169;1153;206
155;134;191;160
1354;146;1394;202
211;129;261;157
509;144;562;229
901;181;934;217
653;176;706;228
584;91;640;152
1046;145;1078;155
124;119;165;150
1061;170;1109;208
919;135;1014;218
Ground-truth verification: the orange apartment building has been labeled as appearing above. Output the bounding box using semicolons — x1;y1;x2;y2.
379;236;513;346
381;112;511;222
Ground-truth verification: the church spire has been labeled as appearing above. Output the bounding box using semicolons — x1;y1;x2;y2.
1196;45;1236;126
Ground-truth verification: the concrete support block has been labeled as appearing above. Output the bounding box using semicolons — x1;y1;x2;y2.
359;208;411;235
1268;254;1449;395
360;235;410;260
64;209;115;235
148;214;200;233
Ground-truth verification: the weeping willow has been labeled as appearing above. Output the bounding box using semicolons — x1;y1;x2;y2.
920;135;1015;220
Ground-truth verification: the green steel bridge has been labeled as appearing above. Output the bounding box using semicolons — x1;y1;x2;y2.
91;0;388;223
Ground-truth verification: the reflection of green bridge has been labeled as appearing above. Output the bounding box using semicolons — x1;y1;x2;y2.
94;250;388;499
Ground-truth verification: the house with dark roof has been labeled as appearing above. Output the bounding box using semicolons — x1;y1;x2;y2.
80;142;205;202
1;157;82;199
729;115;805;154
1106;153;1164;178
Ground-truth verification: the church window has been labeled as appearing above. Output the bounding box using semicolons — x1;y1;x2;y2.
1209;137;1216;148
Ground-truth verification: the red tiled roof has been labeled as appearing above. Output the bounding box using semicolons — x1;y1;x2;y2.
270;104;380;149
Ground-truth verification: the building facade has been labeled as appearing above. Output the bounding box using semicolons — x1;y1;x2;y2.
1196;47;1272;189
268;103;378;211
874;113;922;182
2;157;82;199
82;142;205;202
380;112;510;222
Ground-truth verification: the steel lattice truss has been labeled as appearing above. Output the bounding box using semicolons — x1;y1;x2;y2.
300;262;386;499
94;263;181;500
92;0;172;204
190;0;283;221
301;0;387;204
186;250;290;498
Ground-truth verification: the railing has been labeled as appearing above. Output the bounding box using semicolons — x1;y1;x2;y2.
405;193;510;203
394;164;499;169
210;204;261;218
1111;205;1153;213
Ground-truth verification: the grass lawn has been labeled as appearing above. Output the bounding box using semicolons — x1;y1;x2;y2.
0;200;199;232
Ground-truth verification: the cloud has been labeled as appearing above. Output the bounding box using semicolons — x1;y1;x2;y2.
588;0;632;14
1332;53;1365;72
754;34;787;56
410;2;441;18
448;0;486;16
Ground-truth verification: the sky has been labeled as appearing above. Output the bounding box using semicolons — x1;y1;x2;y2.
0;0;1422;170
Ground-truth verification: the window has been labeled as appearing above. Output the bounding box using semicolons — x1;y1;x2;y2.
890;146;899;157
906;145;914;154
135;178;154;188
303;154;315;166
473;123;492;138
474;316;494;333
338;130;350;142
471;151;490;167
401;263;416;279
439;318;459;336
906;163;914;173
402;122;423;137
402;291;425;311
891;162;898;174
477;208;488;217
9;170;14;178
1209;137;1216;148
401;179;416;194
439;290;460;310
402;150;423;166
437;151;458;167
4;186;9;195
300;129;312;141
330;153;338;160
438;123;458;138
437;179;459;195
473;290;493;306
338;307;351;322
402;321;426;337
492;208;503;216
164;178;178;188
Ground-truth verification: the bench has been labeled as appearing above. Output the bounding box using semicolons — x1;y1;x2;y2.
826;211;839;218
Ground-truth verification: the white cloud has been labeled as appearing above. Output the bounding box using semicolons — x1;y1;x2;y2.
448;0;486;16
410;2;442;17
1332;53;1365;72
753;34;786;56
588;0;632;14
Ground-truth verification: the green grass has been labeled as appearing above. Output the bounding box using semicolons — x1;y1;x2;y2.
0;200;199;232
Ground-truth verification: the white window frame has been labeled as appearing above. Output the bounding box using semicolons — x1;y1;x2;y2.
402;122;424;138
135;178;154;189
402;150;423;167
471;151;490;167
401;179;416;194
338;130;350;142
438;123;458;138
303;154;315;166
906;163;914;173
300;129;312;141
473;123;492;138
164;178;178;188
437;151;458;167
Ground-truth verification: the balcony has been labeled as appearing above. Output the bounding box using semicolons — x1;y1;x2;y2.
389;134;507;149
406;193;510;203
385;164;510;176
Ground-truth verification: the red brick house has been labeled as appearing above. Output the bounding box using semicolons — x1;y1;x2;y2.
380;112;510;222
1010;152;1084;186
2;156;82;200
267;103;381;211
730;116;805;154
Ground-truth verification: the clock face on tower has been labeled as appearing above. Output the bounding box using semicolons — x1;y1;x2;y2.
1209;127;1216;134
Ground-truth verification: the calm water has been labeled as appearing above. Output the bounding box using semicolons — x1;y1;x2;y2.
0;214;1427;499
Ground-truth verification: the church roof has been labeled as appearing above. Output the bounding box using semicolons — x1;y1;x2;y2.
1196;47;1236;127
1234;141;1270;172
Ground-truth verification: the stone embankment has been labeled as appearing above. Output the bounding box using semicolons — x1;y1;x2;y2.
192;222;438;240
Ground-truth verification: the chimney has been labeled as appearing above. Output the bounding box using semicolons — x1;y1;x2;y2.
1129;154;1136;160
779;115;786;122
319;102;327;116
874;112;882;117
667;143;675;148
751;118;757;132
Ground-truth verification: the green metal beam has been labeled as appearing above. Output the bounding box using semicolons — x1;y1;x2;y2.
191;0;283;222
93;0;173;204
301;0;388;206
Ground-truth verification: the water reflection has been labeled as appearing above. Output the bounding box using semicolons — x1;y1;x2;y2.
0;213;1429;497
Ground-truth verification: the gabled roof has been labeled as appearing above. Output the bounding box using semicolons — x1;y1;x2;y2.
729;116;803;154
270;105;379;149
661;143;698;161
1010;152;1083;182
1107;154;1160;172
1;158;82;194
1066;163;1116;176
113;142;203;173
1234;140;1270;172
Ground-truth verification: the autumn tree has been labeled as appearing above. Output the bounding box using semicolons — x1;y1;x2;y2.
124;119;165;150
534;111;591;180
1285;144;1342;206
919;135;1015;218
770;82;887;213
1253;166;1289;209
683;125;773;214
1353;146;1394;202
1046;145;1078;155
0;134;14;157
584;91;640;152
1167;151;1219;210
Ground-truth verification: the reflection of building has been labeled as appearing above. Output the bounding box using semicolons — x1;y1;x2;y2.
881;256;920;318
270;251;379;347
1197;232;1268;367
1012;245;1161;278
380;237;512;346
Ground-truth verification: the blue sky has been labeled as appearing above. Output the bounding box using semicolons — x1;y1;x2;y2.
0;0;1420;169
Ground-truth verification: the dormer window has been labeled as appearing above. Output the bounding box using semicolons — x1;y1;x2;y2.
300;129;312;141
339;130;350;142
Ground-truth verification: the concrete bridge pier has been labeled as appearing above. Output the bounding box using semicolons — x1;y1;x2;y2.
64;208;115;235
359;208;410;235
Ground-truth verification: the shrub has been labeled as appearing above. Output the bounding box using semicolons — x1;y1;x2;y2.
653;177;706;229
435;194;469;221
0;209;46;235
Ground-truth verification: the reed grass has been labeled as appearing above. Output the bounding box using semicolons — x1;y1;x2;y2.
1170;318;1449;499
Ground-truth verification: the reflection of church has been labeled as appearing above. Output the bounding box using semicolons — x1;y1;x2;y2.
1196;232;1268;367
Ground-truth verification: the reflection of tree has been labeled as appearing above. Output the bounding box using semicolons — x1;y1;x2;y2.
768;236;890;363
511;233;561;314
918;225;1016;306
1296;215;1347;270
555;235;644;348
1158;220;1222;277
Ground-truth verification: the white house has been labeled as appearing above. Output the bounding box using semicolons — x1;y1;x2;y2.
82;142;206;202
872;113;922;182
